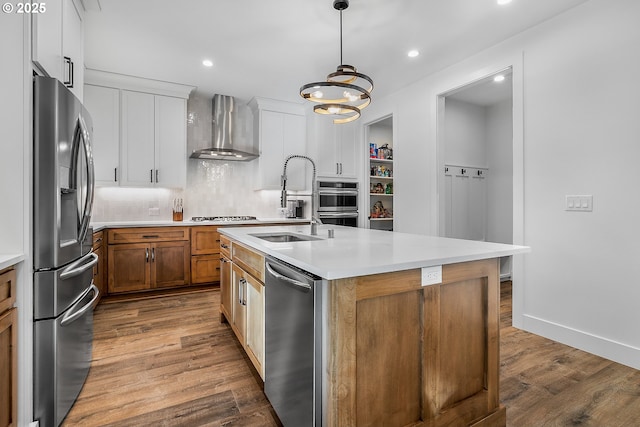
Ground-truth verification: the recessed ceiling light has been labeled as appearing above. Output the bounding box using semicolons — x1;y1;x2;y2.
408;50;420;58
202;59;213;67
494;74;506;82
497;0;512;5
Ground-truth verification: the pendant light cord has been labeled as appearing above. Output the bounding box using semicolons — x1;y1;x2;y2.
339;10;343;65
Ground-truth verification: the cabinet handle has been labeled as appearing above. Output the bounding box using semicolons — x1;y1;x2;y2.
145;248;149;262
151;247;155;262
114;167;118;182
336;163;339;175
150;169;153;183
63;56;74;88
238;278;244;305
142;235;159;238
155;169;159;183
339;163;343;174
220;243;229;249
94;237;103;244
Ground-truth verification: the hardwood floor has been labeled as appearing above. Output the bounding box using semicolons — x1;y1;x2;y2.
64;283;640;426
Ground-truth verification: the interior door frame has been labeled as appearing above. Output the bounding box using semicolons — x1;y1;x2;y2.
433;52;525;328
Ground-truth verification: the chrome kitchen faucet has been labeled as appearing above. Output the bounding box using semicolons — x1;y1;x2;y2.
281;154;322;235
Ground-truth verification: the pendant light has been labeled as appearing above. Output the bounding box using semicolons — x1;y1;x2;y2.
300;0;374;124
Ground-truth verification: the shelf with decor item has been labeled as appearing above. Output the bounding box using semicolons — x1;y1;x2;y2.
366;117;394;231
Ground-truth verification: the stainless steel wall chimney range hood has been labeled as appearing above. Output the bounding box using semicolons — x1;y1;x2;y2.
190;94;258;161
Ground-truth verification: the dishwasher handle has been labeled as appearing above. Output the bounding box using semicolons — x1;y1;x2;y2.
265;262;312;290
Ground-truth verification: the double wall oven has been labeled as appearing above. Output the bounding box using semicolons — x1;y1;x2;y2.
317;181;358;227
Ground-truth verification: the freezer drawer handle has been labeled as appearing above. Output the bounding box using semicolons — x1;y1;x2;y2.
265;262;312;290
60;252;99;280
61;283;99;326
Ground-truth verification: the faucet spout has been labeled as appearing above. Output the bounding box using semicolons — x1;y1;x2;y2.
281;154;322;235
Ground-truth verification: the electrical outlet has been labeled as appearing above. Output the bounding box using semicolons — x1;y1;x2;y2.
148;207;160;216
565;195;593;212
421;265;442;286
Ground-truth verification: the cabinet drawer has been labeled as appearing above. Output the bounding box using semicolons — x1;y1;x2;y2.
0;268;16;315
190;226;220;255
220;235;232;259
93;230;104;248
108;227;188;243
191;254;221;284
232;242;265;282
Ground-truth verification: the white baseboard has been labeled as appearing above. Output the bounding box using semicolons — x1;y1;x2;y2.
521;314;640;370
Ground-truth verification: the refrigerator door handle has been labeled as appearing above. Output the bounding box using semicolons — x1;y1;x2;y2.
77;114;95;245
61;283;99;326
60;252;98;280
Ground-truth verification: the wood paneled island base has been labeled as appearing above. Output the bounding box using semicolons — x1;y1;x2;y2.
327;258;504;427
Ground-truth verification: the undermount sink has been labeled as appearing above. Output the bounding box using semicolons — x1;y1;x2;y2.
249;232;323;243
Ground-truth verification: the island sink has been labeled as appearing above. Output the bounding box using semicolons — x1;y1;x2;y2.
249;232;323;243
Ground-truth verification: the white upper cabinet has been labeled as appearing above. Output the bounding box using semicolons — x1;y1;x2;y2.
32;0;84;100
155;95;187;188
84;85;120;185
84;70;194;189
250;98;307;191
311;116;360;179
120;91;157;186
120;91;186;188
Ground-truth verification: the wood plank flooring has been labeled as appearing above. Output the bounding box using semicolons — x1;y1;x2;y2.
63;283;640;426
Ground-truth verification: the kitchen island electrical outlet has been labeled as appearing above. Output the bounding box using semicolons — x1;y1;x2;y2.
421;265;442;286
149;207;160;216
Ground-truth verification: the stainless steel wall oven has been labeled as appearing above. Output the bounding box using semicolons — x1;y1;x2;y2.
317;181;358;227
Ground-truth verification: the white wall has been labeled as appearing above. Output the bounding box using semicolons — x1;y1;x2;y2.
444;98;487;167
1;12;34;427
361;0;640;369
486;99;513;245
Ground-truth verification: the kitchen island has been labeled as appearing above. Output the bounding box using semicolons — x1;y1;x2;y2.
219;225;529;427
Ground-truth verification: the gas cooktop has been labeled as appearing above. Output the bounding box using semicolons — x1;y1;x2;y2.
191;215;257;222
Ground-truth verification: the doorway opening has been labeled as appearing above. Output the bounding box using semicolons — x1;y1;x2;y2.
438;67;514;280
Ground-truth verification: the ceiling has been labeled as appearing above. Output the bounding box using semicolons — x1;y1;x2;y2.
446;70;513;106
83;0;589;104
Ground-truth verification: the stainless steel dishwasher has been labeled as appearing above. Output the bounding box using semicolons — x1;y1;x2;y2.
264;257;327;427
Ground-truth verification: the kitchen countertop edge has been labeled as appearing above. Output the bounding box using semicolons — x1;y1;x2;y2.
0;253;26;271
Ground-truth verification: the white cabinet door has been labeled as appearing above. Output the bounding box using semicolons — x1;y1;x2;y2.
313;116;359;179
282;113;307;190
120;90;155;186
155;96;186;188
256;110;306;190
258;110;285;189
337;123;359;178
32;1;63;81
62;0;84;100
84;85;120;185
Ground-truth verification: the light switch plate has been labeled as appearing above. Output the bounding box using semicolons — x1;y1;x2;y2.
421;265;442;286
148;207;160;216
565;195;593;212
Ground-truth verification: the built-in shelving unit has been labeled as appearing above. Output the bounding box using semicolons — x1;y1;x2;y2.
366;117;394;231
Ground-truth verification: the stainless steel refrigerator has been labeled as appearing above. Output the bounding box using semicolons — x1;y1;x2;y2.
33;76;99;427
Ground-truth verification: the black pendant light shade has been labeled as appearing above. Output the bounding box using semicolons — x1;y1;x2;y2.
300;0;374;124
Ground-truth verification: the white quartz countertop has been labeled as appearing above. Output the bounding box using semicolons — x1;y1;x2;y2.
91;218;308;232
0;253;25;271
219;225;530;280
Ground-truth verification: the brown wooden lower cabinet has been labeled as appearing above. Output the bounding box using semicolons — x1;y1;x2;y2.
191;254;221;285
108;241;190;294
327;258;504;427
0;307;17;427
